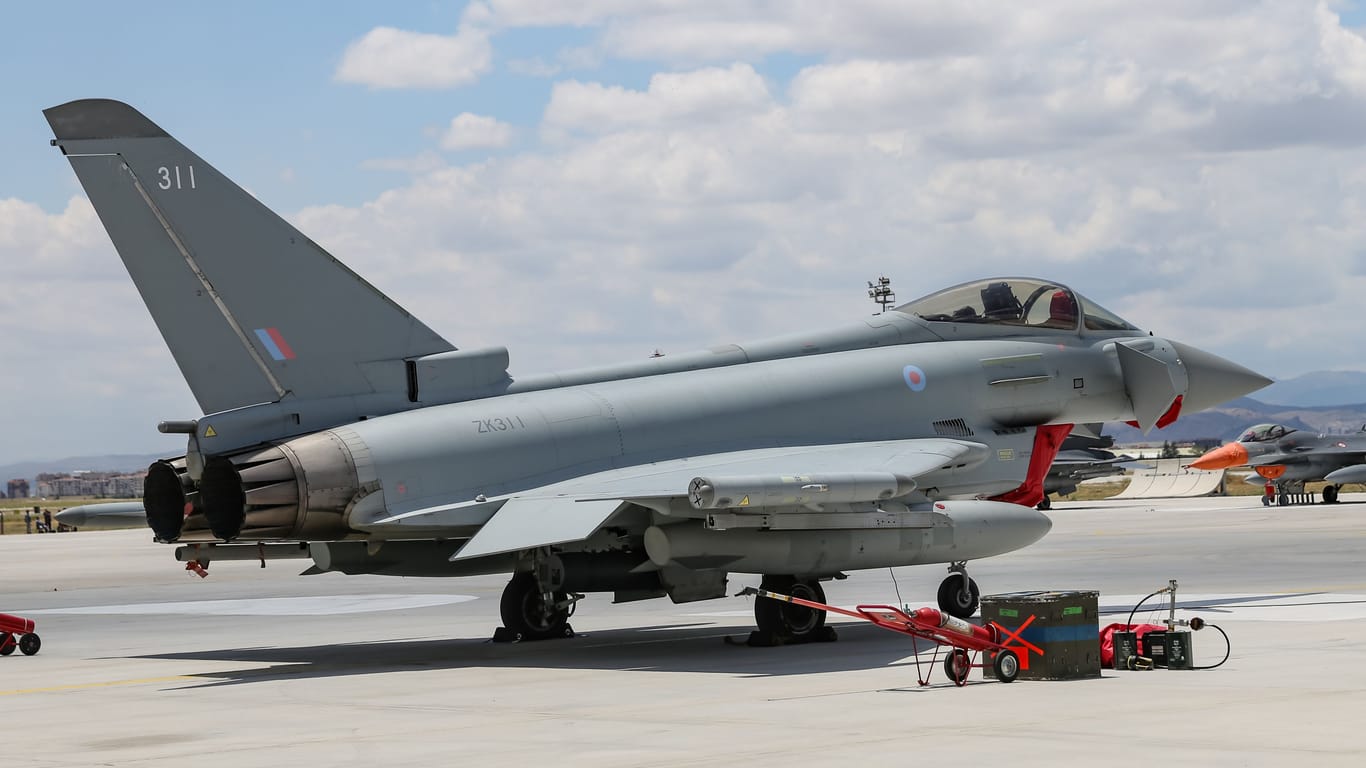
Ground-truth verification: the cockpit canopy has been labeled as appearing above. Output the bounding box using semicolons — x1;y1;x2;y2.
895;278;1138;333
1240;424;1295;443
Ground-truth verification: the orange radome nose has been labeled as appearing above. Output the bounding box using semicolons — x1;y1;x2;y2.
1189;442;1249;470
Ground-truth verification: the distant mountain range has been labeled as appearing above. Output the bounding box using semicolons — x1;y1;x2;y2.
1109;397;1366;444
1106;369;1366;443
0;453;165;489
1254;370;1366;407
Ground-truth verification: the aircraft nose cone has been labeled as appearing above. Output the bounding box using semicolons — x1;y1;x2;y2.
1189;442;1249;470
53;508;86;527
1171;341;1272;413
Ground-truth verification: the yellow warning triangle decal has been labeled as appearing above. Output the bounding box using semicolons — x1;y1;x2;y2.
203;425;217;437
739;495;750;507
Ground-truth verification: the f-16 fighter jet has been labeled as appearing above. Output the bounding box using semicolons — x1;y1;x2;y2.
1190;423;1366;503
44;99;1270;643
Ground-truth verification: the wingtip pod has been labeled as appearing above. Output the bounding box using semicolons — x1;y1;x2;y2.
1188;442;1249;470
44;99;169;141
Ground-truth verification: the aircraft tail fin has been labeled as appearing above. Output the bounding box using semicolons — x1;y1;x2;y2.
44;99;460;415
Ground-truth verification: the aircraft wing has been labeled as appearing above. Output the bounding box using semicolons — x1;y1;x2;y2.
364;438;988;560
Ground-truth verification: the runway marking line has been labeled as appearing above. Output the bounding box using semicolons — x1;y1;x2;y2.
0;675;198;697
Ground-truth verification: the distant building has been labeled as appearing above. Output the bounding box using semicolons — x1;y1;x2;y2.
31;471;143;499
6;479;29;499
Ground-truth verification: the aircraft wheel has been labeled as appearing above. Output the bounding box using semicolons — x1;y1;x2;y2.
499;572;570;642
1323;484;1339;504
938;575;980;619
754;576;827;640
0;633;13;656
18;633;40;656
943;649;971;686
1036;496;1052;511
993;649;1020;683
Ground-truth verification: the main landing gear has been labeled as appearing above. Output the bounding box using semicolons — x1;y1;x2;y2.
749;575;837;646
937;562;980;619
495;571;579;642
1323;484;1340;504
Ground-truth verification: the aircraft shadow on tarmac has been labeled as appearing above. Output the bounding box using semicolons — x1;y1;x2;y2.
122;592;1362;689
131;622;956;689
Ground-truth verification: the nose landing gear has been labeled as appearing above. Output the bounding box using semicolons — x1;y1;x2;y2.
937;562;980;619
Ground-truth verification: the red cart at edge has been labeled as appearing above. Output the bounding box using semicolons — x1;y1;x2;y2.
0;613;41;656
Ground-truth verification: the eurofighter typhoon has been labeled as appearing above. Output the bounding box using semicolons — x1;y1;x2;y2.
44;99;1271;643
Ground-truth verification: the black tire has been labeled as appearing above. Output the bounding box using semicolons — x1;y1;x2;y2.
499;572;570;641
1323;485;1339;504
18;633;40;656
0;633;13;656
754;576;828;640
943;649;971;686
993;649;1020;682
1036;496;1052;511
937;575;981;619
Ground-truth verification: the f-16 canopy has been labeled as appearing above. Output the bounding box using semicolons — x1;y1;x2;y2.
896;278;1139;333
1239;424;1296;443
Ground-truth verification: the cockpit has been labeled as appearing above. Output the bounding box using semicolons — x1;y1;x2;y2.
895;278;1139;333
1240;424;1295;443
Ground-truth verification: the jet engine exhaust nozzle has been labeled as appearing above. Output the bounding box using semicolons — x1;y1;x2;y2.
194;431;361;542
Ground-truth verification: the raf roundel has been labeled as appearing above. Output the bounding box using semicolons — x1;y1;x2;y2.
903;364;928;392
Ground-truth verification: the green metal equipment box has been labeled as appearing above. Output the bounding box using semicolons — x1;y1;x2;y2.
981;590;1101;681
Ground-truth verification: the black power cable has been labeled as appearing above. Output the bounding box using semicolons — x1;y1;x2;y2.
1126;587;1170;630
1123;589;1232;670
1190;624;1231;670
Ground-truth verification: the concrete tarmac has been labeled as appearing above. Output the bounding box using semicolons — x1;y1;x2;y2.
3;494;1365;767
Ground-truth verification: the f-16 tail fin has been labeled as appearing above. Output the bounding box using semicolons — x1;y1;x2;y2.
44;99;458;415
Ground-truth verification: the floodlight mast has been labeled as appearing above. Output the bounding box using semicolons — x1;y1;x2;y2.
867;276;895;313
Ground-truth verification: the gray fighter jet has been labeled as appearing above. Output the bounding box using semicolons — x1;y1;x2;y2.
1038;426;1136;509
43;99;1270;643
1190;423;1366;503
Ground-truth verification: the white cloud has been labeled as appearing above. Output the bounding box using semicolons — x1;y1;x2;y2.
335;25;492;89
18;2;1366;466
544;64;773;135
440;113;514;151
0;196;198;462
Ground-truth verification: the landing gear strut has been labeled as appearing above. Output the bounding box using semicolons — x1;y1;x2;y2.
751;575;833;644
498;571;577;642
937;562;980;619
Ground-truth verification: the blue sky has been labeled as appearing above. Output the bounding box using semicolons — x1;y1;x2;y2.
6;2;544;211
5;1;1366;465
